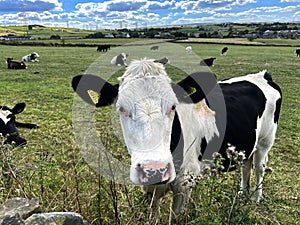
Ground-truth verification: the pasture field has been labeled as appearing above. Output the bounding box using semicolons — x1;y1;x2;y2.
0;40;299;224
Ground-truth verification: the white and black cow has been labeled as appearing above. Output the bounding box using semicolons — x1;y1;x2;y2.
72;59;282;221
200;57;216;67
22;52;39;62
111;53;128;66
295;49;300;57
0;103;39;146
6;58;27;70
221;47;228;56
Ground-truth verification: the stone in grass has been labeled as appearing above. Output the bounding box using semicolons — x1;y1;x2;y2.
25;212;89;225
0;197;40;222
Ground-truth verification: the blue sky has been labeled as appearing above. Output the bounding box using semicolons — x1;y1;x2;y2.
0;0;300;29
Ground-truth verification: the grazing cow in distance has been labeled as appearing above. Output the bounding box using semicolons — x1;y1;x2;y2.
0;103;39;146
185;46;192;54
200;57;216;67
154;57;169;65
111;53;128;66
72;59;282;222
150;45;159;51
6;58;27;70
97;45;111;52
221;47;228;56
295;49;300;57
22;52;39;62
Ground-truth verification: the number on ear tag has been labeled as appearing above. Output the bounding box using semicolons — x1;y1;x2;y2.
187;86;196;96
87;90;100;105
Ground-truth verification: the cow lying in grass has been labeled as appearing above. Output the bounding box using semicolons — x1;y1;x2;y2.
0;103;39;146
111;53;128;66
22;52;40;62
6;58;27;69
72;58;282;222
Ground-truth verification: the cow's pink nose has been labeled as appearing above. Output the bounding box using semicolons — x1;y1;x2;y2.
137;162;171;185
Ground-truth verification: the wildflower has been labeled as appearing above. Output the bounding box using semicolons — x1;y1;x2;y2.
212;152;222;160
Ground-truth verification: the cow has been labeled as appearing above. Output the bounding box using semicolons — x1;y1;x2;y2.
0;103;39;146
200;57;216;67
295;49;300;57
150;46;159;51
185;46;192;54
22;52;39;62
97;45;111;52
111;53;128;66
221;47;228;56
72;58;282;222
154;57;169;65
6;58;27;70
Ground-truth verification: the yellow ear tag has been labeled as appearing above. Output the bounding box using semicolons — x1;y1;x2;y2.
187;86;197;96
87;90;101;105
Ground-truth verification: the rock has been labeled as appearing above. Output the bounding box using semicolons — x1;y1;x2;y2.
0;198;88;225
1;214;25;225
0;197;40;223
25;212;88;225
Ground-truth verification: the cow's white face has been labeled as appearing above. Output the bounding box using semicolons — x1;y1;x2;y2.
116;59;178;185
72;59;215;185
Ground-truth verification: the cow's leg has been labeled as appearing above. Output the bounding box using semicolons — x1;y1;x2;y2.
142;184;169;224
252;137;274;203
170;184;192;223
240;154;253;194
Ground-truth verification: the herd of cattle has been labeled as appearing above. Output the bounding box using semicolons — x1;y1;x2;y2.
6;52;39;70
0;42;291;222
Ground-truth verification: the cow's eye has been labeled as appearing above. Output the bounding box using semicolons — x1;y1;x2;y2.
119;106;126;113
118;106;131;117
168;104;176;114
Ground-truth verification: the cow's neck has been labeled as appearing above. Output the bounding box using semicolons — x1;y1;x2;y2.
172;100;219;173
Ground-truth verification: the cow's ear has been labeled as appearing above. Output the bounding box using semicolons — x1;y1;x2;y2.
72;74;119;107
11;103;26;114
172;72;217;103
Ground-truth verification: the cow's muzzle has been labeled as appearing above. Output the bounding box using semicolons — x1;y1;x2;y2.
137;162;172;185
5;132;27;146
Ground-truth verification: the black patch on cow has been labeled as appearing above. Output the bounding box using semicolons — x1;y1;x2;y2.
116;54;126;66
204;81;268;170
263;71;282;124
170;111;184;172
263;71;273;81
198;137;207;161
172;71;217;104
274;98;282;124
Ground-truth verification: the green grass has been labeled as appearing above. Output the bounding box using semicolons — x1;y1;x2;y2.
0;40;299;224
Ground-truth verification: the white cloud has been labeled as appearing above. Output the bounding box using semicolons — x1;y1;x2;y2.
281;0;300;2
0;0;62;12
256;5;297;13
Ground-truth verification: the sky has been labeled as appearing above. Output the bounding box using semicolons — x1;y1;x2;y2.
0;0;300;29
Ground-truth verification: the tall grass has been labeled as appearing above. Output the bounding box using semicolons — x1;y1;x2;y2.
0;41;299;224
